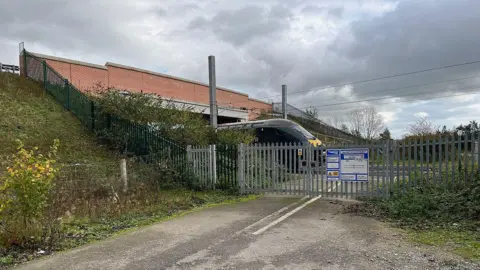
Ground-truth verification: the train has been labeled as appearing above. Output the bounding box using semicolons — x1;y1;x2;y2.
217;118;322;146
217;119;326;170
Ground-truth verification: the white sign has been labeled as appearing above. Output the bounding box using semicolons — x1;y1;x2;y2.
326;148;369;182
327;163;339;169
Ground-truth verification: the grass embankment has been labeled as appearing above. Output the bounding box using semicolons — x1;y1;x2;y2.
0;73;254;268
345;171;480;261
0;72;118;164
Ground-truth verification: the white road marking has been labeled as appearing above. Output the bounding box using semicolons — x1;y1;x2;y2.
176;186;340;265
252;183;340;236
175;195;311;265
236;195;309;235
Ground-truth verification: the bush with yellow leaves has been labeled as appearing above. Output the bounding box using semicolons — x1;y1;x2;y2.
0;139;60;247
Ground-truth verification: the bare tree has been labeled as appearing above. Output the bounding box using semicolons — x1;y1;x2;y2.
304;106;319;120
340;123;349;133
407;116;439;136
320;115;345;129
345;106;385;139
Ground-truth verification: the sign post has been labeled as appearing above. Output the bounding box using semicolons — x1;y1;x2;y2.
326;148;369;182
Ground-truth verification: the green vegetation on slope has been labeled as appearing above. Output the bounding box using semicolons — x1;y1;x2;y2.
0;72;256;268
345;170;480;261
0;73;119;165
0;189;258;268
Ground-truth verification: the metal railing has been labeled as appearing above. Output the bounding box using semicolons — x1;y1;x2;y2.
272;102;360;143
21;48;480;195
188;132;479;197
186;144;238;190
0;63;19;74
21;49;189;182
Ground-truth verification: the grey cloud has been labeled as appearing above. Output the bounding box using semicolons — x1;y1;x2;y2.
301;5;325;14
333;0;480;74
269;4;292;18
154;7;167;16
188;5;293;46
165;3;201;15
328;7;344;17
0;0;150;64
301;5;343;17
188;17;209;29
2;0;480;137
289;0;480;111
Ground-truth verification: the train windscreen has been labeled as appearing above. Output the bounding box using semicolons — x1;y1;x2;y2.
292;124;315;140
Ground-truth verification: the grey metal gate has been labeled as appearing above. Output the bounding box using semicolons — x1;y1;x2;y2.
187;134;479;198
187;145;217;189
237;141;394;199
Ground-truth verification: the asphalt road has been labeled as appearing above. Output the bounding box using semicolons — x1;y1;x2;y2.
15;196;478;270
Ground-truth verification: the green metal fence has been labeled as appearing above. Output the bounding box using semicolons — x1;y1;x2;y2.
216;144;238;189
22;50;188;178
24;51;94;128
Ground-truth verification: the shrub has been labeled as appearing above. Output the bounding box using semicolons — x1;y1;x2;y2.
89;87;256;147
370;170;480;230
88;88;214;146
216;129;255;145
0;139;61;247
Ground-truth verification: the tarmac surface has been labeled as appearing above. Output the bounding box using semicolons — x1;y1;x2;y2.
15;196;478;270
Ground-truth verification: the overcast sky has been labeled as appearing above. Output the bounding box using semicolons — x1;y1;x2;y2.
2;0;480;138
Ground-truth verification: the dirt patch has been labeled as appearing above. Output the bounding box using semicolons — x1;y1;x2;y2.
339;199;479;269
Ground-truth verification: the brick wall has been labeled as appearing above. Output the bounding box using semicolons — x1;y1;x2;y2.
25;53;271;120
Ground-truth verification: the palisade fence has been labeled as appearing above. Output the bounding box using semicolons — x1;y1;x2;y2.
392;133;480;192
188;132;480;198
186;144;239;190
20;49;480;197
21;49;191;184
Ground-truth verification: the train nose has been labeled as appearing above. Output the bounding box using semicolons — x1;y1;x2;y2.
308;139;322;147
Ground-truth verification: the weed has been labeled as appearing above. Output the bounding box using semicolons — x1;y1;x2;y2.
0;255;13;266
345;169;480;261
0;140;62;249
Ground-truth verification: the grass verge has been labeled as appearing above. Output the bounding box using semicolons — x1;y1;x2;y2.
0;72;119;166
408;229;480;261
345;200;479;261
344;171;480;262
0;190;259;268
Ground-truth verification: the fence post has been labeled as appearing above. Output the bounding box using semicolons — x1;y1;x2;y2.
0;62;2;73
43;60;47;90
308;144;314;196
208;145;212;188
64;79;70;109
120;159;128;193
237;143;245;194
475;140;479;168
210;145;217;189
186;145;192;162
214;144;218;189
23;49;27;77
90;100;95;131
388;139;396;197
186;145;192;186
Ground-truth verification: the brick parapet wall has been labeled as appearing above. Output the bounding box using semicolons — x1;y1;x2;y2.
25;52;271;120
